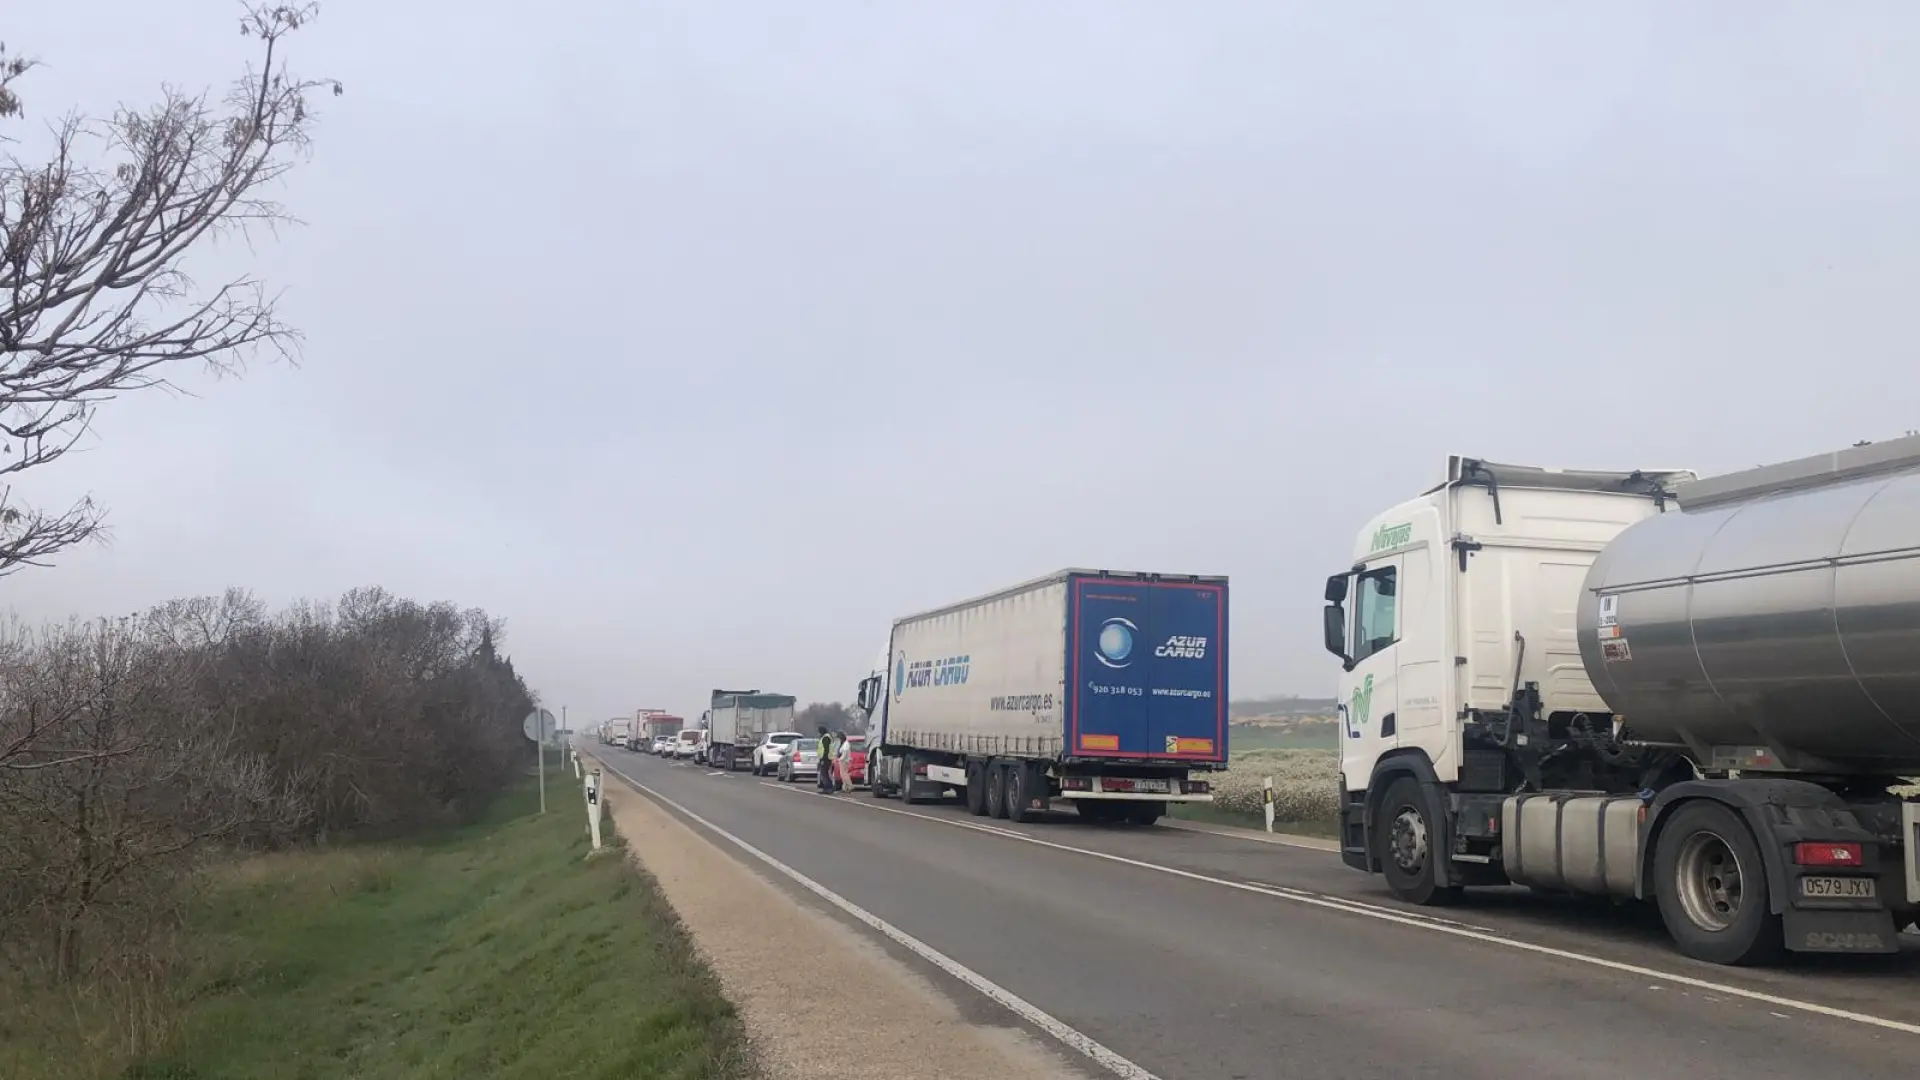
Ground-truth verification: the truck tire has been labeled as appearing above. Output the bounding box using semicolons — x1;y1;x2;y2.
1652;800;1784;966
1124;801;1163;826
1007;764;1038;824
1375;777;1462;906
965;762;990;816
985;762;1009;819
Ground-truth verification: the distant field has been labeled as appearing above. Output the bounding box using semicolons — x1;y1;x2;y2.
1228;695;1337;720
1229;721;1338;752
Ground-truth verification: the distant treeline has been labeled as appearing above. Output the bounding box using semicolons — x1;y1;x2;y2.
1229;695;1337;719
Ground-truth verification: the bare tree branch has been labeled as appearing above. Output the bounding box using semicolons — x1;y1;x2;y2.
0;2;340;576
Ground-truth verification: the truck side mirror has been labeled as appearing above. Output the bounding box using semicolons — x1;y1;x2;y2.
1324;573;1349;604
1323;603;1353;669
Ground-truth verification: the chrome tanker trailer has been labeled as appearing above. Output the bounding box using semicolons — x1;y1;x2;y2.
1323;435;1920;965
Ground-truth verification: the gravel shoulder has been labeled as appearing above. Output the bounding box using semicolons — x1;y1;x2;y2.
592;751;1092;1080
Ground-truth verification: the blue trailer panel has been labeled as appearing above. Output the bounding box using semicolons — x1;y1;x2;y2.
1065;574;1229;764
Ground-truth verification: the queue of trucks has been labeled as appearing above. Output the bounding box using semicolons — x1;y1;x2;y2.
596;434;1920;968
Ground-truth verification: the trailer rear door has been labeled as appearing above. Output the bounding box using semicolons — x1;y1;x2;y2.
1065;575;1228;762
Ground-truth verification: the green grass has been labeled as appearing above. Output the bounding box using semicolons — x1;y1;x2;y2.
6;777;751;1080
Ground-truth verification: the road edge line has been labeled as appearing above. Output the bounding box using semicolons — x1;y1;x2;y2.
595;755;1164;1080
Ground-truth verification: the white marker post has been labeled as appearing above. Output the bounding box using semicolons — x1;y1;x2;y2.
1262;776;1276;834
571;749;582;780
584;768;604;851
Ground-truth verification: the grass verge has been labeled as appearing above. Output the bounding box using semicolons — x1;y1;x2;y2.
1169;801;1340;841
7;777;750;1080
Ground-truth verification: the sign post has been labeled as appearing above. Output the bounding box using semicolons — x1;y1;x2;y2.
523;708;558;814
585;768;603;851
1262;776;1276;834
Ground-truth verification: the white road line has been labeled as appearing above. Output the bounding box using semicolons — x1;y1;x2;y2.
807;787;1920;1038
1158;818;1341;853
596;759;1161;1080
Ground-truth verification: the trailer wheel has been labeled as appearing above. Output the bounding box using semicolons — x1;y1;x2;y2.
965;762;990;816
985;762;1009;819
1376;777;1461;906
1124;801;1163;826
1007;765;1039;824
1652;800;1784;966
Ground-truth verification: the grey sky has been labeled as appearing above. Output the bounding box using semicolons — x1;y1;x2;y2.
6;1;1919;726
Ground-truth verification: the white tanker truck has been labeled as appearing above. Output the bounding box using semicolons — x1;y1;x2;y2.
1325;436;1920;965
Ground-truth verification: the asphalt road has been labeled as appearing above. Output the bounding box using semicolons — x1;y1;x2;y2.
590;744;1920;1080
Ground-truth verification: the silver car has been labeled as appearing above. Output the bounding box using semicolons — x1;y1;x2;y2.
777;738;820;783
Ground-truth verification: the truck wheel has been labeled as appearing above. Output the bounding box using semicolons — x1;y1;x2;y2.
1375;777;1461;906
985;763;1009;819
1124;801;1163;826
1652;800;1784;965
1007;765;1038;824
965;762;990;816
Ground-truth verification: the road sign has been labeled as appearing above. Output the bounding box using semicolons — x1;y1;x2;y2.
523;708;558;743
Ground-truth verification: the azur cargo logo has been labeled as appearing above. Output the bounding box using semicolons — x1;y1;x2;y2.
1095;618;1137;669
897;653;971;693
1153;635;1208;660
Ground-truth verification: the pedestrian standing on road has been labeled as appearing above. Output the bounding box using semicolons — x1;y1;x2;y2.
817;727;837;794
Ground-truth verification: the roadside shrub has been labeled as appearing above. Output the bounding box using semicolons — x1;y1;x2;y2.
1212;749;1339;822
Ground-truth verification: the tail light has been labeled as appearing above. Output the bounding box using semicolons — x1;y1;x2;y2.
1061;777;1092;791
1794;842;1864;867
1184;780;1210;795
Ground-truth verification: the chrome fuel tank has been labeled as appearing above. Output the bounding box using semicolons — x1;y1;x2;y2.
1578;436;1920;775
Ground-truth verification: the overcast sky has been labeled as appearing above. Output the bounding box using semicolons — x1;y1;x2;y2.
5;1;1918;724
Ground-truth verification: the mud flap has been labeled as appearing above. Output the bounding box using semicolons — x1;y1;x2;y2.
1783;909;1899;954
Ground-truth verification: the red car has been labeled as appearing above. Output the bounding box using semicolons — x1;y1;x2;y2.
837;734;869;787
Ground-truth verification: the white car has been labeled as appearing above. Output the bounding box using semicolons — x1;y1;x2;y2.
672;729;703;759
651;735;674;755
752;731;806;776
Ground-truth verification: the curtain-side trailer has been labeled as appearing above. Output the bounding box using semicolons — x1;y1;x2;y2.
854;569;1229;825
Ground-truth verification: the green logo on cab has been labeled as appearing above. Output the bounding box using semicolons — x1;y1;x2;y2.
1369;522;1412;553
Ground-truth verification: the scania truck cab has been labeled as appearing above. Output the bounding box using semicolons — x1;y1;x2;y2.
1325;445;1920;965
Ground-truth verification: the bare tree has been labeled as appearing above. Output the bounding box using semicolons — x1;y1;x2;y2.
0;3;338;574
0;585;535;983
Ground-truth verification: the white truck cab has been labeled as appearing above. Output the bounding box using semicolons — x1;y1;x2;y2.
1324;457;1694;893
